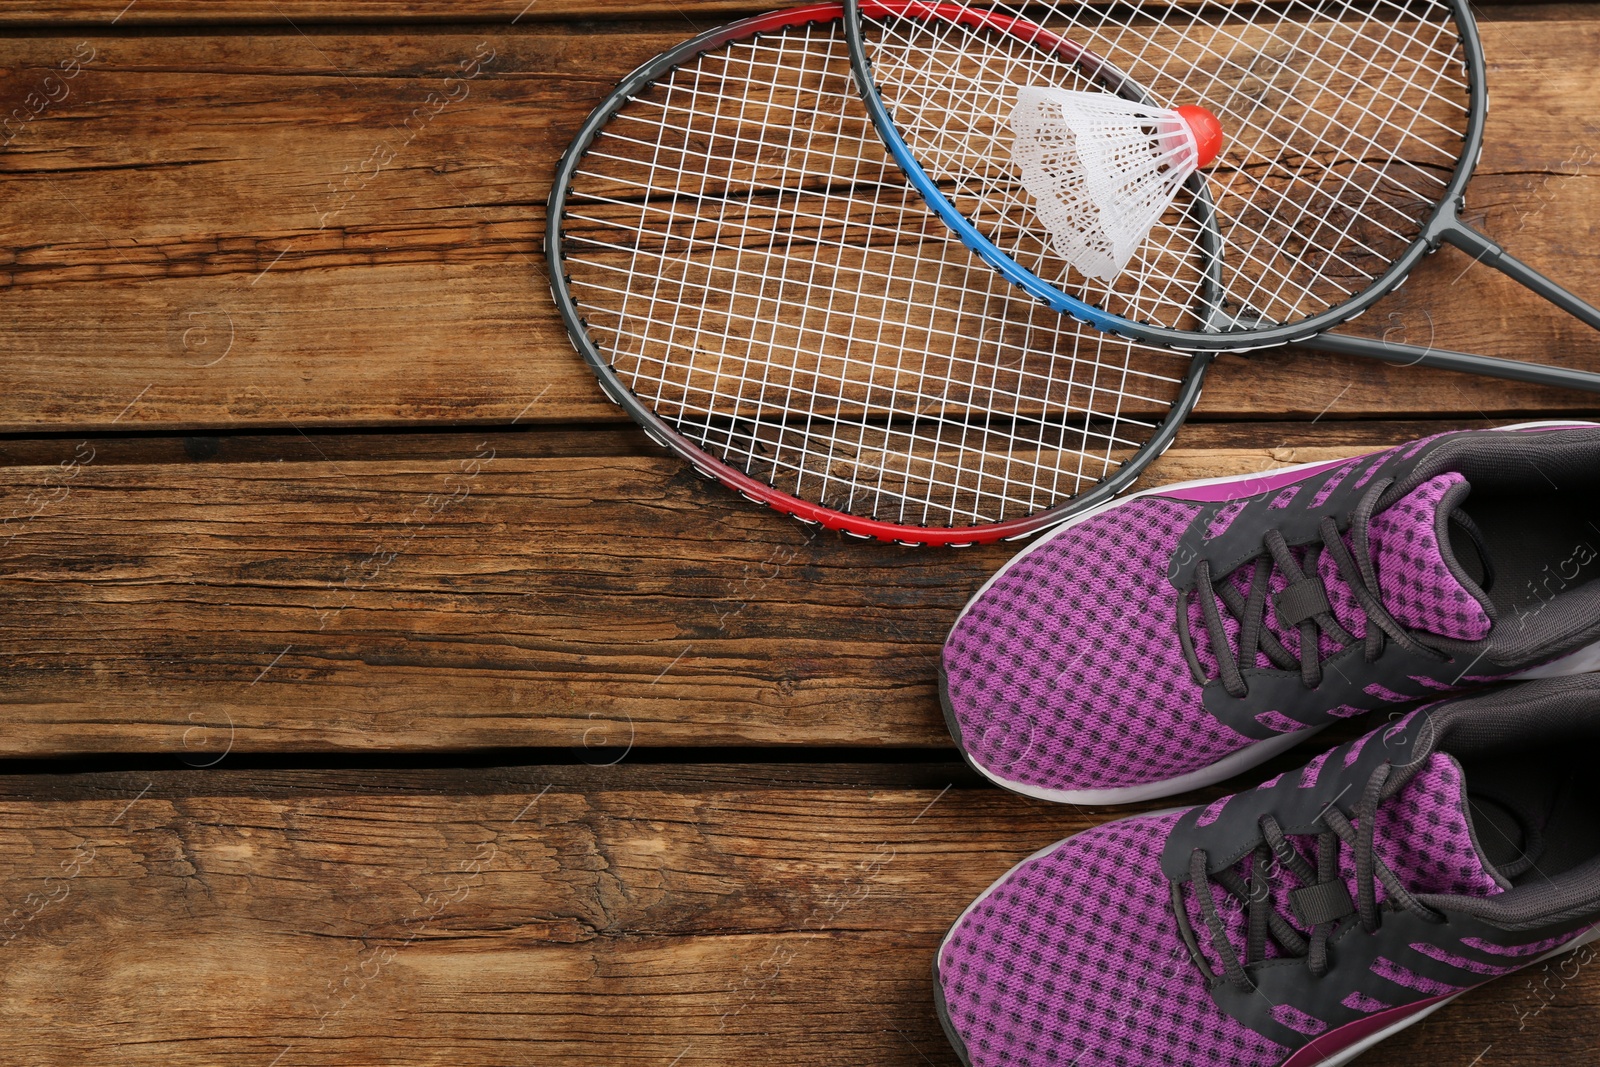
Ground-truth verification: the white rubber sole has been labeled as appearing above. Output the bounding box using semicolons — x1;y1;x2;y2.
947;420;1600;805
958;723;1328;806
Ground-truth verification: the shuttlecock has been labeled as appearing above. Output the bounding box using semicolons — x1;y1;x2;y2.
1009;86;1223;283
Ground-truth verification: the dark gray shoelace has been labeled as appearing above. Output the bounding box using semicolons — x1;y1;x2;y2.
1193;478;1454;698
1183;762;1444;993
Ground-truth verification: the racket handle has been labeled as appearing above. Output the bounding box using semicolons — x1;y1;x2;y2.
1438;223;1600;334
1299;331;1600;394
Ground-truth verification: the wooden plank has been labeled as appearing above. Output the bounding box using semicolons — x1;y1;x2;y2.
0;1;764;25
1;21;1600;431
0;421;1554;758
0;0;1574;25
0;771;1592;1065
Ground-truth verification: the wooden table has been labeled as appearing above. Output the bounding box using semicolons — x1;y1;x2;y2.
3;3;1598;1064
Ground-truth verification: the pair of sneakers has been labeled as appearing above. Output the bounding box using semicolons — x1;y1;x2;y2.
935;423;1600;1067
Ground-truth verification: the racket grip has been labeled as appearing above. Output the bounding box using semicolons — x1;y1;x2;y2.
1299;331;1600;395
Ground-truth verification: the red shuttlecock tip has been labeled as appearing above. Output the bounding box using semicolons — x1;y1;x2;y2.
1176;105;1224;168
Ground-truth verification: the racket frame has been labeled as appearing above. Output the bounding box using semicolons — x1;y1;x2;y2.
547;2;1212;546
841;0;1600;393
843;0;1490;347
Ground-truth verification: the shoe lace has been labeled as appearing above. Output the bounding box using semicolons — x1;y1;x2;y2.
1180;761;1445;993
1190;478;1452;698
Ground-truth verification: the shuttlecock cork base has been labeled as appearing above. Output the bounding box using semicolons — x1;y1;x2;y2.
1010;87;1224;283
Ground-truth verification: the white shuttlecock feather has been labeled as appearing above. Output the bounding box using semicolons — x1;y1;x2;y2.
1009;87;1223;283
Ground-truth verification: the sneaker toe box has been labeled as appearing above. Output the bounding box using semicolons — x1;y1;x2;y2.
937;811;1290;1067
942;498;1254;794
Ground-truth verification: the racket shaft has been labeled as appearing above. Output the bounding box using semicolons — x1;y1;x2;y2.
1304;332;1600;394
1439;224;1600;334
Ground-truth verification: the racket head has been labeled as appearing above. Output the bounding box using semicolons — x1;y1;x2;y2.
547;3;1210;547
842;0;1489;351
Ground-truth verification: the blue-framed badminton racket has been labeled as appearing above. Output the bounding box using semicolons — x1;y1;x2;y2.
843;0;1600;393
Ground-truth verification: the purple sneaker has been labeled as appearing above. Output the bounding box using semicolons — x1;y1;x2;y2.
942;421;1600;803
935;675;1600;1067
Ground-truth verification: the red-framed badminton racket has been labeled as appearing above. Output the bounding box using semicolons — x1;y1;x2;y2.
546;4;1212;545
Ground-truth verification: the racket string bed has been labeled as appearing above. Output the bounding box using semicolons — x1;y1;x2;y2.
551;9;1204;542
852;0;1472;330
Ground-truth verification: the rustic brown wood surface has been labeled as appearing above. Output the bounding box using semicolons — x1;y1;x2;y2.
0;0;1566;24
0;1;768;25
0;768;1593;1065
0;429;1470;757
5;2;1600;1065
1;14;1599;431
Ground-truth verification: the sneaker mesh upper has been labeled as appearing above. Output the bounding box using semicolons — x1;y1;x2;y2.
943;498;1256;791
945;459;1504;793
1367;473;1491;641
939;811;1289;1067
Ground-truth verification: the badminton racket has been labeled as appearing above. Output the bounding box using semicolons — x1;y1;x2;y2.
547;3;1209;546
842;0;1600;392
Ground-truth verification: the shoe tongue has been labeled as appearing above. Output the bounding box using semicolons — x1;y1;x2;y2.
1364;750;1509;898
1359;472;1494;641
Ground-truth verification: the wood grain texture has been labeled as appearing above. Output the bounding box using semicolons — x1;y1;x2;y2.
1;20;1599;431
0;773;1592;1066
0;0;1570;25
0;426;1445;758
0;1;765;25
5;8;1599;1065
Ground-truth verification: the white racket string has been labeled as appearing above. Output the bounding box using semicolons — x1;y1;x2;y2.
874;13;1405;314
559;19;1195;529
565;197;1183;403
855;0;1473;331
